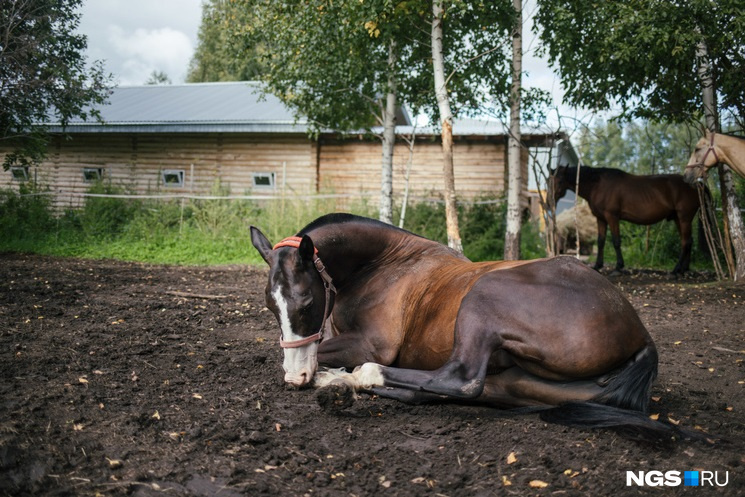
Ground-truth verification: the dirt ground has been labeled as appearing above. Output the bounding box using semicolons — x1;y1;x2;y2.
1;252;743;497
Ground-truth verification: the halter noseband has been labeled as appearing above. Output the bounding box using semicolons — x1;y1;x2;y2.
685;132;720;176
272;236;336;348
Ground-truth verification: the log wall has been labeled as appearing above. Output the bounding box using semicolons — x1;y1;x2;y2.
319;136;514;201
1;132;531;210
1;133;316;209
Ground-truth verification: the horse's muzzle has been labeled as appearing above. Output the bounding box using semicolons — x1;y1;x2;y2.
284;369;314;387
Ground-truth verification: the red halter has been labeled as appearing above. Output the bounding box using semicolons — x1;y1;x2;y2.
272;236;336;348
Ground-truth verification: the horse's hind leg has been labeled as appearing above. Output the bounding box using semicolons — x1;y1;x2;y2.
594;218;607;270
365;368;603;408
480;368;603;407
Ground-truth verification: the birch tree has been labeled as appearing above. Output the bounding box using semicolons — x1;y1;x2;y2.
696;36;744;279
431;0;462;251
409;0;515;251
503;0;522;260
226;0;410;224
220;0;515;232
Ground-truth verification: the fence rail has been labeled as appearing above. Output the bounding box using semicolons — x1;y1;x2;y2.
15;190;509;206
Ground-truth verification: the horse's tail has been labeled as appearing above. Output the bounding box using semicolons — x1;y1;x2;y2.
525;345;708;443
537;402;681;443
592;342;658;412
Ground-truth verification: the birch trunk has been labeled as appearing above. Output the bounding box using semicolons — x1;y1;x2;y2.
504;0;522;260
379;40;397;225
697;38;745;280
432;0;463;252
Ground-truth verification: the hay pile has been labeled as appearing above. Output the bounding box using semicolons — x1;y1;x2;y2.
556;201;596;254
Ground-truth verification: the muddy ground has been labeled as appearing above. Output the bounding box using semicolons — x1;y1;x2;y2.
0;252;743;496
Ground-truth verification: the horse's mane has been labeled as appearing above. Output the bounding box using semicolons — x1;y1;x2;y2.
719;132;745;142
566;165;629;182
298;213;416;237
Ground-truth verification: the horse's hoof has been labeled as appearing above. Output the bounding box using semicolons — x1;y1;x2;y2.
315;381;356;413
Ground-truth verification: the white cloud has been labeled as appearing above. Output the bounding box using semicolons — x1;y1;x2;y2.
78;0;202;86
107;25;194;85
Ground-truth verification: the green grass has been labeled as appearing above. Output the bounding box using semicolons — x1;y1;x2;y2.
585;216;719;273
0;182;373;265
5;180;718;270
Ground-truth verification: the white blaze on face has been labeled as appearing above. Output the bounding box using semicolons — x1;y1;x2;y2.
272;287;318;386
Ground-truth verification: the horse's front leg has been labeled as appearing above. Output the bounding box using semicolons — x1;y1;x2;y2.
328;360;489;401
594;218;607;270
316;331;395;370
338;315;504;399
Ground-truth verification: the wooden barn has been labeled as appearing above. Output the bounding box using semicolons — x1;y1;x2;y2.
0;82;578;211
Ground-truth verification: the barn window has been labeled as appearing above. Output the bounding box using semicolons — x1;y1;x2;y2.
252;172;275;190
82;168;104;182
161;169;185;188
10;166;29;181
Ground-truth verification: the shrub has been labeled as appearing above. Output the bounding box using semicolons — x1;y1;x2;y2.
0;184;56;246
78;182;139;239
398;197;546;262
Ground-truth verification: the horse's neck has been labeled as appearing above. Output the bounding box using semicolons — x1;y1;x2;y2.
568;167;597;197
308;223;413;287
718;136;745;178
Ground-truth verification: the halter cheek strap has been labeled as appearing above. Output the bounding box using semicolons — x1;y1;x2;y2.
272;236;337;348
685;132;719;174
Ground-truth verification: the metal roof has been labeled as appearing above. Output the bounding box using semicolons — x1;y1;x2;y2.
47;82;309;134
44;82;566;143
47;81;417;134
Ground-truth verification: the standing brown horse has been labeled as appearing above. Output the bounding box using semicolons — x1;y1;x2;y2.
552;166;704;274
251;213;680;439
684;131;745;183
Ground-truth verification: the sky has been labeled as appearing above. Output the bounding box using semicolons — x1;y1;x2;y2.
76;0;582;127
77;0;203;86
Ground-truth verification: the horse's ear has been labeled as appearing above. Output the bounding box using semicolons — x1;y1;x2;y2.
298;234;315;264
250;226;274;265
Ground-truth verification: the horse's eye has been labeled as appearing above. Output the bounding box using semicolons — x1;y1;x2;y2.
297;300;313;315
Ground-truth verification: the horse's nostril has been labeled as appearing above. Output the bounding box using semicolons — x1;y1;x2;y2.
285;370;312;387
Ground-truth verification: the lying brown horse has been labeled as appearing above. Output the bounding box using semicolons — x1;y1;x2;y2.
552;166;703;274
251;213;677;438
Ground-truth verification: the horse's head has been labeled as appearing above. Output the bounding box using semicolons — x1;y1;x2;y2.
684;132;718;184
550;165;572;203
250;227;334;387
